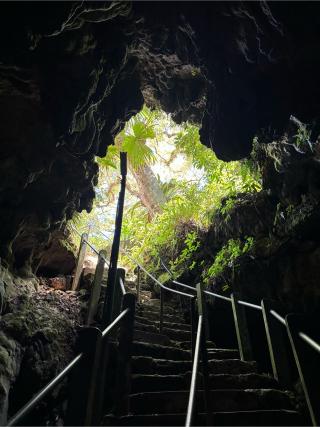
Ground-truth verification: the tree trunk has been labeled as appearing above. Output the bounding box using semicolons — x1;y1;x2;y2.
131;164;166;218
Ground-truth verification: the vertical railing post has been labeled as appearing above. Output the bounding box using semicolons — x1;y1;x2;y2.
286;314;320;426
261;299;293;387
190;296;197;360
112;268;125;323
72;232;88;291
159;286;164;334
196;283;210;340
86;250;107;325
196;283;211;426
102;152;127;328
94;334;111;424
66;327;102;426
114;293;136;416
136;265;141;304
231;292;253;361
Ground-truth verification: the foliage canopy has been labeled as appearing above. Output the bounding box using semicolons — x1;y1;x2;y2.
70;107;261;283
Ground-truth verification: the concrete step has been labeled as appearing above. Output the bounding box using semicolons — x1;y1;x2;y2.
137;310;185;324
128;389;294;415
176;340;219;350
207;348;239;359
162;327;191;342
103;409;305;426
134;322;191;343
133;329;172;346
137;301;178;315
135;316;190;331
131;372;278;393
132;356;258;375
132;341;191;361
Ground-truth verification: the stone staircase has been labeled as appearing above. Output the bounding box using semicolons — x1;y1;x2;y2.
104;299;305;426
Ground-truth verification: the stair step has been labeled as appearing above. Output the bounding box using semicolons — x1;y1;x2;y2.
162;327;191;342
207;348;239;358
134;322;191;343
177;340;218;350
132;341;191;361
103;409;305;426
131;372;278;393
128;389;294;414
135;316;190;331
133;329;172;346
132;356;258;375
137;310;185;323
137;302;177;315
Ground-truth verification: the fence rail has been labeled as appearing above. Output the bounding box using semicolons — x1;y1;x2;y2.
10;209;320;427
7;301;132;426
72;227;320;427
161;268;320;426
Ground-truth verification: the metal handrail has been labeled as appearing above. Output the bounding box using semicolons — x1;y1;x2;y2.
159;258;197;292
83;238;110;266
299;332;320;354
8;307;130;426
173;280;197;292
70;224;110;265
204;289;232;302
185;315;203;427
238;300;262;311
98;230;194;299
119;277;126;295
93;226;320;359
7;353;83;426
270;309;286;326
102;308;129;338
270;309;320;355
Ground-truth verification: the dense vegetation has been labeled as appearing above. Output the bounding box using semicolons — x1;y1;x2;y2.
71;107;261;284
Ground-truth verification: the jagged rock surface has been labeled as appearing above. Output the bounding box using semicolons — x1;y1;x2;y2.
0;267;85;425
170;128;320;315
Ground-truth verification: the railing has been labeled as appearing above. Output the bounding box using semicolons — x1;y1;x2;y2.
98;230;197;338
166;271;320;426
11;145;319;427
8;153;131;426
7;293;135;426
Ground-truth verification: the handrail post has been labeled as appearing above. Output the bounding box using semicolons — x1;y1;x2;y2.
102;152;127;328
159;286;164;334
114;293;136;416
72;232;88;291
261;299;293;387
86;250;107;325
231;292;253;361
190;296;197;360
286;314;320;426
196;283;210;340
196;283;211;426
66;327;102;426
137;265;141;303
111;268;125;323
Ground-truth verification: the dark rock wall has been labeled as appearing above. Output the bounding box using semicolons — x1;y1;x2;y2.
177;127;320;314
0;1;320;274
0;267;84;425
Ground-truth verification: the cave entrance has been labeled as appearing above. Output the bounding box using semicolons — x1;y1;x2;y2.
69;106;261;284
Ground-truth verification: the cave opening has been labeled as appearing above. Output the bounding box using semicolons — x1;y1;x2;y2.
69;105;262;291
1;2;320;426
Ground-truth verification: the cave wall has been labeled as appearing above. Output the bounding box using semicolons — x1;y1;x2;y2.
173;122;320;314
0;1;320;273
